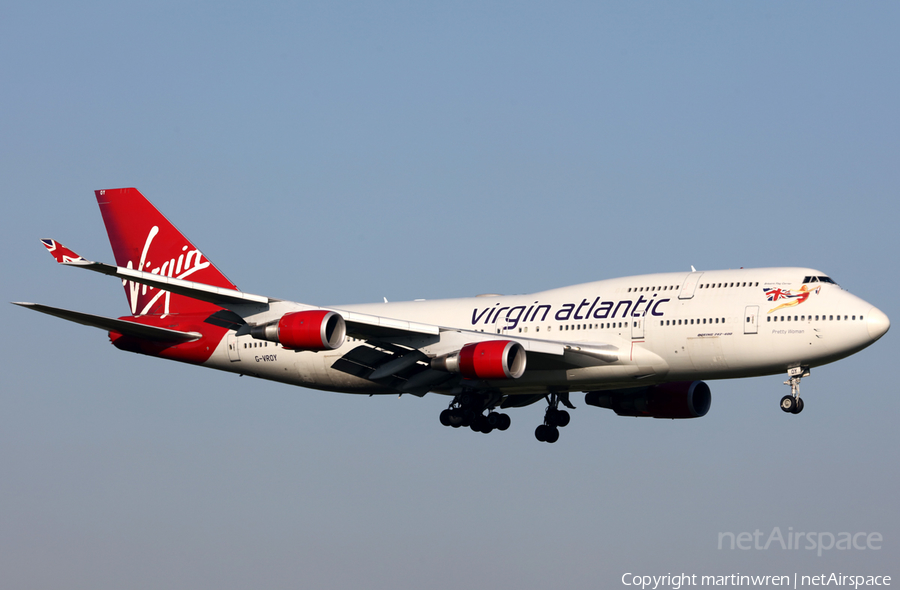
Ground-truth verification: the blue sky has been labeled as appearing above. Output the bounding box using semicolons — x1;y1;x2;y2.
2;2;898;588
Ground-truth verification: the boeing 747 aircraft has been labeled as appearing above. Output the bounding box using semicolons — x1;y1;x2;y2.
15;188;890;442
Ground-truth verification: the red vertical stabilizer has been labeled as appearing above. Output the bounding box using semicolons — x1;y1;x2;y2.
95;187;238;317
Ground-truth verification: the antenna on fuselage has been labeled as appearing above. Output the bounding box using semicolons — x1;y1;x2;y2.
691;265;697;272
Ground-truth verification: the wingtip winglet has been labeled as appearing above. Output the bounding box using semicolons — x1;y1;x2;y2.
40;239;90;265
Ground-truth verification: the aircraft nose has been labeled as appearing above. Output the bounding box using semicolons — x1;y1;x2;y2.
867;306;890;341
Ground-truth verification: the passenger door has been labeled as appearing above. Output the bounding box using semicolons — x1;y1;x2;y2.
744;305;759;335
632;309;645;339
226;332;241;361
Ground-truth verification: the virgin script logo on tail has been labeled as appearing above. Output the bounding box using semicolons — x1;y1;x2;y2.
125;226;211;316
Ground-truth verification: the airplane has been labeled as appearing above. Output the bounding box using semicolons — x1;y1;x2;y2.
14;188;890;443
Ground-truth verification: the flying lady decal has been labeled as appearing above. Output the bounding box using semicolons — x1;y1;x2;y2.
764;285;820;314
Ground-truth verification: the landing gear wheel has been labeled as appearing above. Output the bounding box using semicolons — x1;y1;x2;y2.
470;415;488;433
535;424;559;443
444;391;507;434
780;395;796;413
791;397;804;414
550;409;570;428
545;426;559;443
441;409;463;427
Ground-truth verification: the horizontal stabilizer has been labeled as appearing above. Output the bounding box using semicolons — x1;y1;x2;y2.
12;302;201;342
40;239;269;311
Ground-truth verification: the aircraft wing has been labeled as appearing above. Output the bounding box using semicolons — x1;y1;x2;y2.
12;302;201;342
336;309;441;339
39;239;480;341
41;240;443;338
38;239;622;366
336;309;565;355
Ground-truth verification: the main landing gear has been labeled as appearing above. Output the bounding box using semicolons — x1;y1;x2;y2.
535;393;574;443
780;366;809;415
439;392;511;434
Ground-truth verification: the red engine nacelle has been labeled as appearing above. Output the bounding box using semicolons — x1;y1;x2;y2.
250;310;346;351
432;340;527;380
584;381;711;419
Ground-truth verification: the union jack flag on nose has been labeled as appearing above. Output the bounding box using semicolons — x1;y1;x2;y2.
763;285;820;313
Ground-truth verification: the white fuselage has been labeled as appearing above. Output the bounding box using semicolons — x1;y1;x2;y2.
206;267;887;396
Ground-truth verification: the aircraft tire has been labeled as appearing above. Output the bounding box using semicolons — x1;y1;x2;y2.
471;415;489;433
780;395;796;413
536;424;559;442
791;397;804;414
545;426;560;443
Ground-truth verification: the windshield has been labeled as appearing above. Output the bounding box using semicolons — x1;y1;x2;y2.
802;275;838;286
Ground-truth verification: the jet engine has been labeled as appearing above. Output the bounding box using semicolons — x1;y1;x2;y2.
250;310;346;351
584;380;711;419
432;340;526;380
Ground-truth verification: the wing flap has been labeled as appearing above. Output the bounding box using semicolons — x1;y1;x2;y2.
12;302;201;342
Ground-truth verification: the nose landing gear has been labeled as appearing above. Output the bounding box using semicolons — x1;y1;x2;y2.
780;366;809;414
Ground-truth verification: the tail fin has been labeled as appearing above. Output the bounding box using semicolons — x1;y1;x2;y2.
96;188;238;317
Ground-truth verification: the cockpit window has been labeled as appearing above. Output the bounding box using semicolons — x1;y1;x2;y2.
803;275;837;285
